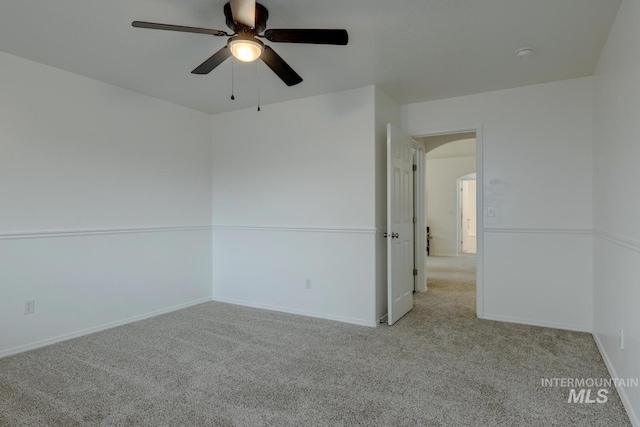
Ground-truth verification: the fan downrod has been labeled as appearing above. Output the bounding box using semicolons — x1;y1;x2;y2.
224;2;269;35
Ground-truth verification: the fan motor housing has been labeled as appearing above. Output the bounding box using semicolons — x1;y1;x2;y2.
224;2;269;34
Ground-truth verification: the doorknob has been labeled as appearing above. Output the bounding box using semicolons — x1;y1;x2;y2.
391;232;399;238
383;233;389;238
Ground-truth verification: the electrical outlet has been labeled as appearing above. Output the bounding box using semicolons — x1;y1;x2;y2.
620;329;625;350
305;279;312;289
24;299;35;315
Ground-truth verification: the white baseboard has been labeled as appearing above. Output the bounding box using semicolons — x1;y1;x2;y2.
483;313;592;333
212;296;377;328
593;333;639;427
0;297;212;359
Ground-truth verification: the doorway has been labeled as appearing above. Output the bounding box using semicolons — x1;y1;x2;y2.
411;126;483;318
458;174;477;254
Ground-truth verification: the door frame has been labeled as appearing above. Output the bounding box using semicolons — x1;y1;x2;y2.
410;123;484;319
457;173;477;255
411;142;427;293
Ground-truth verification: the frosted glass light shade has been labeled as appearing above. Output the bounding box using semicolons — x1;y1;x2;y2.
229;38;264;62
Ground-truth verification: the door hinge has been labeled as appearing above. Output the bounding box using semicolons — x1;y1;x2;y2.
412;165;417;171
413;269;418;276
413;217;417;224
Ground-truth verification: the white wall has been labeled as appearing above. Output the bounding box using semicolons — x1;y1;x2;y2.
0;52;213;357
592;0;640;423
403;77;594;331
426;156;476;255
211;87;379;326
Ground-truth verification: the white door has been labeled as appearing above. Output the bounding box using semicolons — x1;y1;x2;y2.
461;180;477;254
387;124;414;325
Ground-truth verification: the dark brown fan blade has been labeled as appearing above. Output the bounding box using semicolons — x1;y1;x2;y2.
132;21;227;36
264;29;348;45
191;46;232;74
260;46;303;86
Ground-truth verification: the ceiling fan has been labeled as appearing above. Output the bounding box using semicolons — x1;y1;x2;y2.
132;0;348;86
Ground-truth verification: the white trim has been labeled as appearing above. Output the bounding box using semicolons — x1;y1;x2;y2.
483;314;592;333
0;225;213;241
212;296;378;328
410;124;482;138
410;123;485;319
594;229;640;253
476;125;484;319
0;297;212;359
484;227;593;235
411;138;426;151
593;332;640;427
212;225;378;234
413;146;427;293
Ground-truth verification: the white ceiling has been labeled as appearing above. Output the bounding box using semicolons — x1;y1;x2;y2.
0;0;621;115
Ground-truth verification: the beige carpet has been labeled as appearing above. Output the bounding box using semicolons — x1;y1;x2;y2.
0;256;631;426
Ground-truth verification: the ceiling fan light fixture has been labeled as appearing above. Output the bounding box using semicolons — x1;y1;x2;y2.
229;36;264;62
133;1;347;85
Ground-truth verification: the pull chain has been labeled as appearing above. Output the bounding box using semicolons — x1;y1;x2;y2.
230;57;235;100
257;60;261;112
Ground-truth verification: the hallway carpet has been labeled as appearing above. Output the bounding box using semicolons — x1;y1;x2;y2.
0;256;631;426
